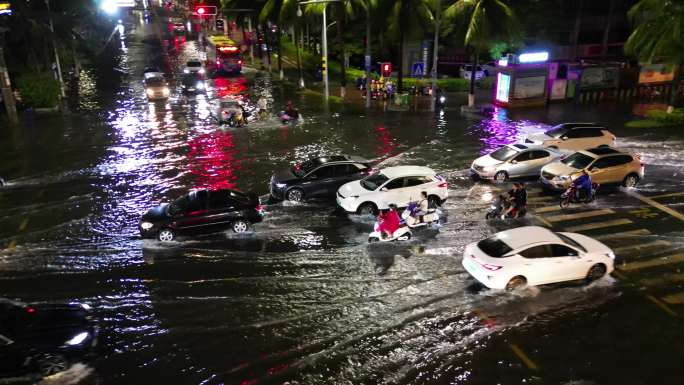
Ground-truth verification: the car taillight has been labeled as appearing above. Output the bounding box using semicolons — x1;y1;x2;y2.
437;175;447;188
26;307;36;314
438;181;448;188
237;60;242;65
255;205;264;212
364;168;374;175
216;60;220;66
471;254;502;271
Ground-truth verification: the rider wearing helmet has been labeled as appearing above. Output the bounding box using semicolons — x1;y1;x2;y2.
573;170;593;200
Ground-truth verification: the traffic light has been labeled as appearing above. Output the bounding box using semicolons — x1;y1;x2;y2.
194;5;216;16
381;62;392;77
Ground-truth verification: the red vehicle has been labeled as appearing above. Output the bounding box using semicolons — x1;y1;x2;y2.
207;35;242;74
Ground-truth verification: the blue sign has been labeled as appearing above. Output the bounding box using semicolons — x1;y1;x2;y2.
364;55;371;71
412;62;425;77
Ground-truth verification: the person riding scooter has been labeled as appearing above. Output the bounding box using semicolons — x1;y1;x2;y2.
412;191;429;223
573;170;593;201
501;182;527;219
377;204;401;239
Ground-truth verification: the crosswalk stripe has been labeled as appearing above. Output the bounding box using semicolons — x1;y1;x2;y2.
534;205;563;214
619;253;684;272
545;209;614;223
528;196;554;203
662;292;684;305
650;192;684;200
593;229;651;240
563;218;633;232
640;272;684;287
613;240;672;255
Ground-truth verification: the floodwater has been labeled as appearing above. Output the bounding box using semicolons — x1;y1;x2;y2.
1;12;684;385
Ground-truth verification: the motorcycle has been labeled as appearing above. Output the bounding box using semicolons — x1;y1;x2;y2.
560;183;599;209
401;202;440;228
278;111;301;124
485;194;527;219
368;222;412;242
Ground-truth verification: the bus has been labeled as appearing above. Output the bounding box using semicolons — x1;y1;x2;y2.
207;35;242;75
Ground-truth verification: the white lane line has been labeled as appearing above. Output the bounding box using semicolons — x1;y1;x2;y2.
613;240;672;255
662;292;684;305
593;229;651;240
619;253;684;272
528;196;554;203
640;272;684;287
534;205;563;214
545;209;615;223
622;188;684;222
650;191;684;200
563;218;633;232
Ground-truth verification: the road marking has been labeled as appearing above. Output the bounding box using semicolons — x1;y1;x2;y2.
612;270;627;280
613;240;672;255
545;209;615;223
593;229;651;240
640;272;684;286
622;188;684;221
528;196;554;203
619;253;684;272
662;292;684;305
646;295;679;317
536;216;552;228
650;191;684;200
3;239;17;252
510;344;538;370
563;218;633;232
534;205;563;214
18;218;29;231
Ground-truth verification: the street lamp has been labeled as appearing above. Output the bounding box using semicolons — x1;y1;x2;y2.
298;0;341;101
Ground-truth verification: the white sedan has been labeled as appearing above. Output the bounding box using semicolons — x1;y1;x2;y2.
462;226;614;290
336;165;448;215
470;144;563;181
184;59;205;75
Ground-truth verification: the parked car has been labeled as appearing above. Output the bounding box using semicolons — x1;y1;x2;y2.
482;61;498;76
144;76;170;100
139;189;264;241
336;165;448;215
0;298;98;378
184;59;205;75
180;72;206;94
270;155;372;202
524;123;616;151
459;65;485;80
470;144;563;181
462;226;614;290
540;147;644;190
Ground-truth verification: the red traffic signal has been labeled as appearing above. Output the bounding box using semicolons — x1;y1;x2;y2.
194;5;216;15
381;62;392;77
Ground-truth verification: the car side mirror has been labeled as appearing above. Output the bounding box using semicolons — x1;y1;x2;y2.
561;136;568;140
380;187;388;192
510;160;518;164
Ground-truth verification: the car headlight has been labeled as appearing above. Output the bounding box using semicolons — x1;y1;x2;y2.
183;68;189;73
439;96;446;103
65;332;89;346
141;222;154;230
199;68;205;74
275;183;286;188
607;251;615;260
162;87;170;96
196;82;204;90
559;175;570;181
145;88;154;96
482;166;496;173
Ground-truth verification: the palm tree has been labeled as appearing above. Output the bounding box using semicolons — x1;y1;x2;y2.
625;0;684;112
385;0;434;92
445;0;519;107
258;0;299;79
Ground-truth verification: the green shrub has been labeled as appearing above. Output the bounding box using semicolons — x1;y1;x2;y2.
477;76;495;89
16;73;60;108
645;108;684;124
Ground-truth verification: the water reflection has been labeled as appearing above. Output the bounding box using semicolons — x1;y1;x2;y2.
186;130;240;190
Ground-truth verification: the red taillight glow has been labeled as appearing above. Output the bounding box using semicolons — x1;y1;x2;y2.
219;46;239;53
256;205;264;212
26;307;36;314
237;60;243;65
438;182;448;188
216;60;221;66
471;254;502;271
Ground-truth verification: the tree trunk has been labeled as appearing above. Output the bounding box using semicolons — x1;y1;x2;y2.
601;0;616;60
365;5;371;108
668;64;682;113
397;0;409;92
468;49;478;107
430;0;441;111
277;31;283;80
571;0;584;61
296;25;304;88
335;3;346;98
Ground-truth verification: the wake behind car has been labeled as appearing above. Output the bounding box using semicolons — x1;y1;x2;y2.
336;165;448;215
462;226;614;290
269;155;372;202
540;147;644;190
470;143;563;181
524;123;616;150
0;298;98;378
139;189;264;241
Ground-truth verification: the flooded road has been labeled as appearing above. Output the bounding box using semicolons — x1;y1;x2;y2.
1;11;684;385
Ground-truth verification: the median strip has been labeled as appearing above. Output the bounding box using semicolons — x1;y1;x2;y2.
563;218;633;232
545;209;615;223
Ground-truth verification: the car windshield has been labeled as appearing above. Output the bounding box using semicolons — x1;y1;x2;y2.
477;236;513;258
187;61;202;67
561;153;595;169
146;78;165;87
544;125;567;138
556;233;587;253
489;146;519;161
292;159;321;177
360;172;389;191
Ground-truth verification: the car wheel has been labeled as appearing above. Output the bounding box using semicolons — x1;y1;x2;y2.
157;228;175;242
357;202;377;216
485;211;496;220
232;220;249;233
586;264;607;282
560;196;570;209
494;171;509;182
505;276;527;291
37;353;68;376
622;173;639;188
286;188;304;202
428;195;441;208
598;144;609;148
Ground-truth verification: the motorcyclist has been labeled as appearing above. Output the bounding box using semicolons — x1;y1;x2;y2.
284;100;299;120
573;170;593;200
412;191;429;222
378;204;400;239
501;182;527;219
256;97;268;117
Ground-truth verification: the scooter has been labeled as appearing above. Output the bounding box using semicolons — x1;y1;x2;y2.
278;111;300;124
560;183;599;209
401;202;440;228
485;194;527;219
368;222;412;242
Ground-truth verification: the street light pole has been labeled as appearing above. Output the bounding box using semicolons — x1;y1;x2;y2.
299;0;341;102
0;29;18;124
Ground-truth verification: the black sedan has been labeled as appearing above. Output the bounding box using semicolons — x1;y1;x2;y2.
0;298;98;378
269;155;372;202
180;72;206;94
139;188;264;241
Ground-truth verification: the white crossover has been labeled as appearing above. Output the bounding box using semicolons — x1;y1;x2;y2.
336;165;448;215
184;59;205;75
470;143;563;181
524;123;616;151
462;226;614;290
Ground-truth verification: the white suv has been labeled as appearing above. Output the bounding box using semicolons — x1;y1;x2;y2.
524;123;616;151
336;166;448;215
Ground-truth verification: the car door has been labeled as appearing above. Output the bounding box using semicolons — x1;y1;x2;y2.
302;165;334;198
518;244;555;285
326;164;357;197
377;177;406;209
506;151;533;177
548;243;583;281
205;190;239;230
173;191;210;231
605;155;634;183
525;150;554;176
587;156;620;184
403;175;435;205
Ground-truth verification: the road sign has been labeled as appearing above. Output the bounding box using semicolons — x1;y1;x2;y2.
364;55;371;71
412;62;425;77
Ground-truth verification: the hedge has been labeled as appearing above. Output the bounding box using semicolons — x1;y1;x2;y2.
625;108;684;128
16;73;60;108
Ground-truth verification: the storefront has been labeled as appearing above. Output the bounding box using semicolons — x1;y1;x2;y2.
494;52;550;108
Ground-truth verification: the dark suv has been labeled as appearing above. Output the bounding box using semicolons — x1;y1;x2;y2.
0;298;98;378
269;155;372;202
139;189;264;241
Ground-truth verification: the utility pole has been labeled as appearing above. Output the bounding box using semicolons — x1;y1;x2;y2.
0;29;18;124
45;0;67;112
430;0;440;112
299;0;341;102
364;3;371;108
